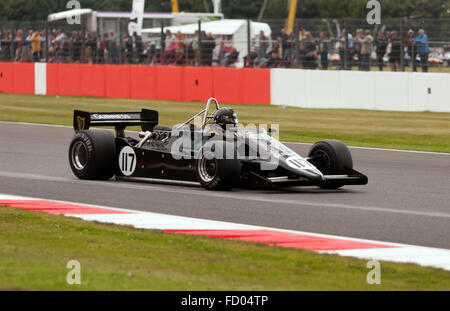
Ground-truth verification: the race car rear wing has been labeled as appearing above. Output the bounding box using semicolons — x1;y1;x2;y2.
73;109;158;132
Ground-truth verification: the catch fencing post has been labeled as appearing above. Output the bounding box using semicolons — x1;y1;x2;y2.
247;19;251;67
44;21;49;62
198;20;202;66
70;30;74;62
118;18;123;64
81;20;86;63
400;18;405;71
344;20;348;70
160;21;165;64
10;30;14;61
294;20;299;68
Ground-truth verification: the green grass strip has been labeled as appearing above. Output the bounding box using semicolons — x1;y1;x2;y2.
0;206;449;290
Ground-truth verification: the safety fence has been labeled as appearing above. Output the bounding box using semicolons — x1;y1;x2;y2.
0;18;449;71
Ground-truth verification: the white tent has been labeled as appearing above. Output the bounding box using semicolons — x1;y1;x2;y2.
142;19;272;67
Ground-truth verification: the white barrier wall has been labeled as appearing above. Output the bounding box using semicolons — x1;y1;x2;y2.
271;69;450;112
34;63;47;95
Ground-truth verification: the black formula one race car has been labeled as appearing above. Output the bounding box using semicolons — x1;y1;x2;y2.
69;98;368;190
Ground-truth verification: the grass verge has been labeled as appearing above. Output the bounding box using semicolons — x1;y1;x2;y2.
0;206;449;290
0;93;449;153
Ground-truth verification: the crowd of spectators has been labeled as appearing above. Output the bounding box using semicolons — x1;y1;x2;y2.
0;28;142;64
151;30;241;67
248;27;431;72
0;29;44;62
0;26;435;72
0;27;238;66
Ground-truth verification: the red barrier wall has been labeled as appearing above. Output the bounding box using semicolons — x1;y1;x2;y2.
130;65;156;99
58;63;81;96
212;67;242;104
80;64;105;98
241;68;271;105
212;67;270;105
184;67;214;102
105;65;130;98
155;66;184;101
1;62;271;105
0;62;14;93
46;63;59;95
12;63;34;94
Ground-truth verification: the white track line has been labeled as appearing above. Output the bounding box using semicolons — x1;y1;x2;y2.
0;121;71;129
1;121;448;155
284;141;450;155
1;170;449;219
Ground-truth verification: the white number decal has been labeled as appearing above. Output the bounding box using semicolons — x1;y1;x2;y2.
119;146;137;176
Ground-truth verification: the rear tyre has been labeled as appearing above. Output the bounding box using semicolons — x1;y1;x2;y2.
69;129;116;180
308;139;353;189
196;140;241;190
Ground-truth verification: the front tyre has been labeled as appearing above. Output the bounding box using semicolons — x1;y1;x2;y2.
196;140;241;190
69;130;116;180
308;139;353;189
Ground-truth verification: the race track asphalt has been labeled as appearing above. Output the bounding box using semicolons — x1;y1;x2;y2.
0;122;449;249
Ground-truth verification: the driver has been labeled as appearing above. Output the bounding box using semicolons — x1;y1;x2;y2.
212;108;238;130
